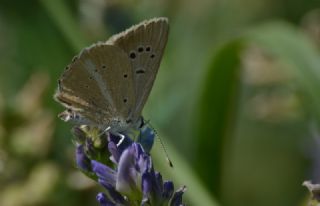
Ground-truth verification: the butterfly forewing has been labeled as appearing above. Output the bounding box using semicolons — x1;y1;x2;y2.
107;17;169;120
55;44;135;126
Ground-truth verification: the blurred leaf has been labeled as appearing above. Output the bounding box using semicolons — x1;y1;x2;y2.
152;138;220;206
194;39;244;197
39;0;88;52
217;22;320;206
248;22;320;121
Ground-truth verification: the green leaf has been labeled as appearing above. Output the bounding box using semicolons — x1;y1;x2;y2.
194;39;245;197
151;138;220;206
248;22;320;120
39;0;88;52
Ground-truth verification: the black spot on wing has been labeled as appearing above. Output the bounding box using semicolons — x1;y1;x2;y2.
138;46;144;52
130;51;136;59
72;56;78;63
136;69;145;74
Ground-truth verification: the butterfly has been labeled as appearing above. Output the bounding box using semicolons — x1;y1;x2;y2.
54;17;169;136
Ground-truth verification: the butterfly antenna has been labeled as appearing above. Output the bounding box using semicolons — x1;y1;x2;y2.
147;122;173;168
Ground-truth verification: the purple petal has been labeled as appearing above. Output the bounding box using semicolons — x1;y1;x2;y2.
163;181;174;200
141;169;163;204
133;142;144;159
91;160;116;186
136;152;151;174
108;141;120;163
76;145;91;172
116;145;138;194
96;192;115;206
142;171;152;198
98;182;127;204
134;143;147;172
155;172;164;194
170;186;187;206
109;133;132;154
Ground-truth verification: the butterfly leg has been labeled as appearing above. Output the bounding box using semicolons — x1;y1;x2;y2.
116;133;126;147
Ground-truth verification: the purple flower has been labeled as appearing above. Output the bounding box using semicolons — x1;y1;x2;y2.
92;141;186;205
73;126;186;205
76;145;91;172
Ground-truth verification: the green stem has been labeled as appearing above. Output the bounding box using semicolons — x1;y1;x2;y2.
39;0;88;52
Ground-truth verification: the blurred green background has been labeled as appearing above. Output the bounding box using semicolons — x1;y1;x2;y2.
0;0;320;205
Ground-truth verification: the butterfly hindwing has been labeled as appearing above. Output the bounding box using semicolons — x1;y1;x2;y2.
55;44;135;126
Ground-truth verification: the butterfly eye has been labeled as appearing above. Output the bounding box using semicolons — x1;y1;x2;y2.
123;98;127;103
123;74;128;78
102;65;106;69
150;54;155;58
146;46;151;52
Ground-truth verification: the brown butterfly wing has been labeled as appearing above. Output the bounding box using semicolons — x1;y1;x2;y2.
107;17;169;121
55;44;135;126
